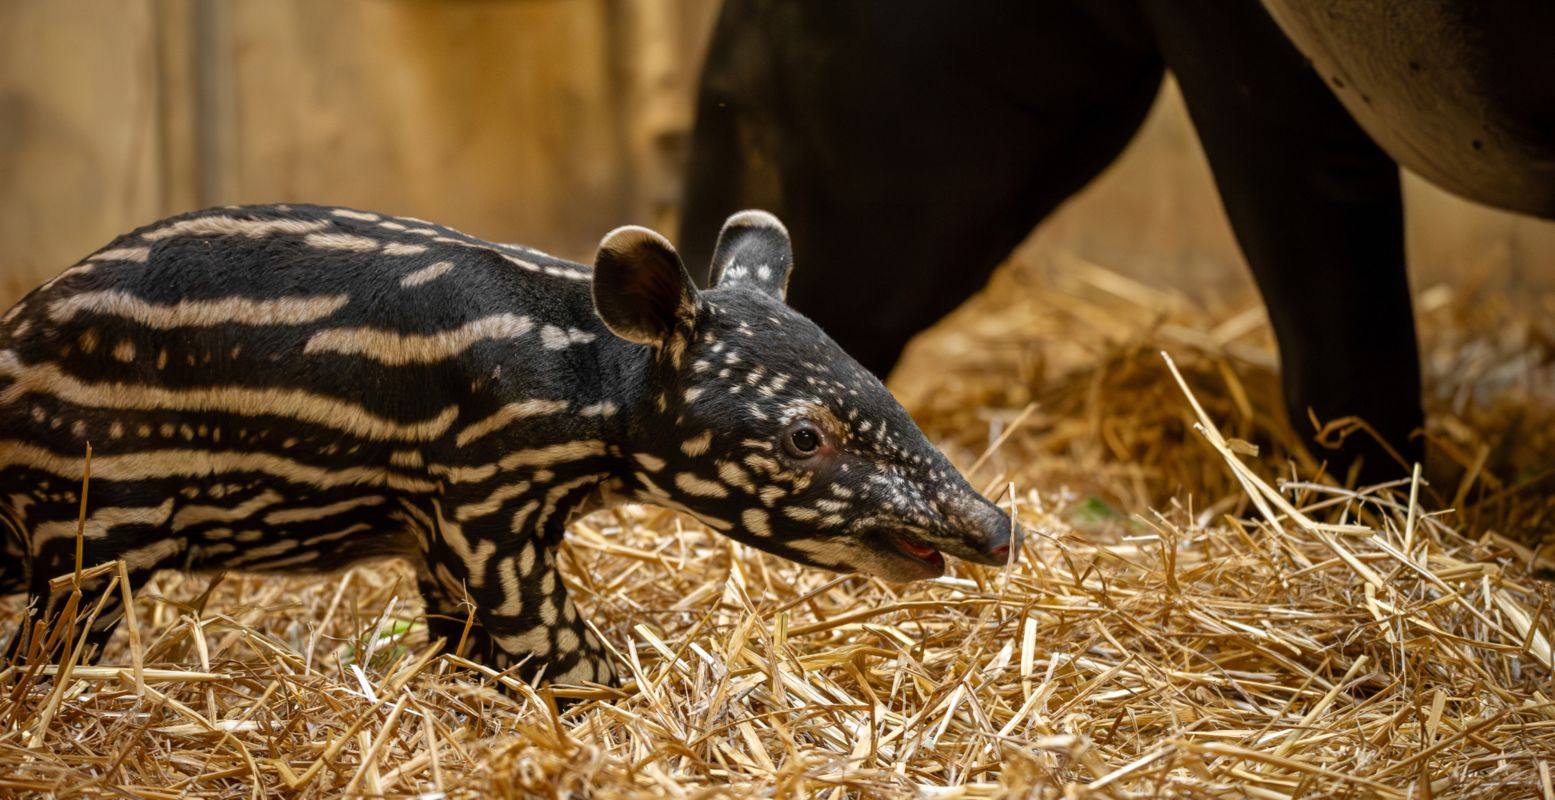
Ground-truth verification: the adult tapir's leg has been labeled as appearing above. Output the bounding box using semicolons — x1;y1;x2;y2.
681;0;1164;376
1138;0;1424;482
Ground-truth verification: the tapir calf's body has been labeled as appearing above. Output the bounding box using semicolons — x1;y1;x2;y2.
0;204;1017;685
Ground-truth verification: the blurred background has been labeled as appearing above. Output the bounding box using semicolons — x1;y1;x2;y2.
4;0;1555;313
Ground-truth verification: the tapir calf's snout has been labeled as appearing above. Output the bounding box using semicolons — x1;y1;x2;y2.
966;524;1022;566
952;496;1024;567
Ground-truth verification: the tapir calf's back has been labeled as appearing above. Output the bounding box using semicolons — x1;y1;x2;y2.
0;203;604;588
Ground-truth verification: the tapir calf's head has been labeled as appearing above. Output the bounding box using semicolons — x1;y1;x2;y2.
590;211;1020;582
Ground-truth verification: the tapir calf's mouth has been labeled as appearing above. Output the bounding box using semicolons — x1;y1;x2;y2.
893;535;945;567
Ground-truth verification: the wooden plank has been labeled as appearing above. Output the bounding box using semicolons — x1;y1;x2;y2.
607;0;722;236
214;0;631;262
154;0;203;214
0;0;165;306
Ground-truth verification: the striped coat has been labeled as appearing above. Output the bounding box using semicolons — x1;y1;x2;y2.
0;204;1018;686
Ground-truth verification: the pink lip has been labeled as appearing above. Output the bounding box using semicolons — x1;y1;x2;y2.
894;536;943;565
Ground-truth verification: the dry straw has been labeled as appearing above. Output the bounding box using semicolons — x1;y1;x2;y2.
2;260;1552;798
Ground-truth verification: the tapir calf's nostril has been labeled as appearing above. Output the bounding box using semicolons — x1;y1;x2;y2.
989;544;1010;561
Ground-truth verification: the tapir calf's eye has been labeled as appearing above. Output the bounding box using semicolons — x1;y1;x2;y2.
783;421;822;458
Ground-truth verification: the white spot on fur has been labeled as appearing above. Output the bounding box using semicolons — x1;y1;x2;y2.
331;208;381;222
718;461;755;493
32;498;176;550
49;291;349;328
579;401;617;417
742;508;772;537
304;313;533;365
675;472;728;497
88;247;151;263
399;260;454;287
264;495;385;525
303;523;373;547
455;399;569;447
681;430;713;457
456;481;532;522
496;440;605;472
142;216;327;240
494;556;525;616
783;506;820;523
493;627;551;658
430;499;497;588
383;242;428;257
540;324;598;350
305;232;380;252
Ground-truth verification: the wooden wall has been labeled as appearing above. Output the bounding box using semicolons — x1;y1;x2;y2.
0;0;719;305
2;0;1552;310
1;0;165;304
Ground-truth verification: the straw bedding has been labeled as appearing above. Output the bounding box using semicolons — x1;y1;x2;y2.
2;259;1552;798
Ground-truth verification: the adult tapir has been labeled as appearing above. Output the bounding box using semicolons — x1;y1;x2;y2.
679;0;1555;484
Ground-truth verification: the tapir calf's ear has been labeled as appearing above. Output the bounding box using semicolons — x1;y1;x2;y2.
593;226;699;345
708;210;794;301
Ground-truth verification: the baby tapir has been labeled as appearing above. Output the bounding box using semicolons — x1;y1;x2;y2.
0;204;1019;685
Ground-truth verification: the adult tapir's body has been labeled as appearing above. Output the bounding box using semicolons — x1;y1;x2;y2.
0;204;1016;683
682;0;1555;482
1262;0;1555;217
